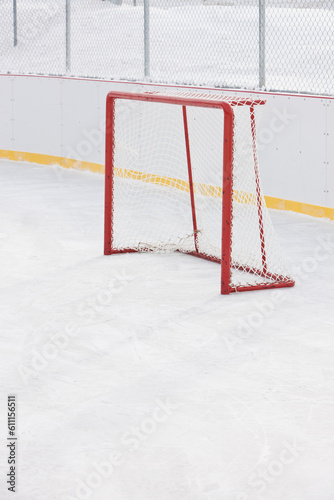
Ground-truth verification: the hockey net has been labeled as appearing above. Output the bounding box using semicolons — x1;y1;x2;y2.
104;90;294;294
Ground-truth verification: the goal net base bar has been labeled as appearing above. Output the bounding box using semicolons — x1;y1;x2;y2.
105;248;295;295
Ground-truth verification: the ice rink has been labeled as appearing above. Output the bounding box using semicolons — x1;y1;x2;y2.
1;161;334;500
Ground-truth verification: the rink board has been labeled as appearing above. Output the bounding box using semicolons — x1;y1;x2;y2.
0;74;333;219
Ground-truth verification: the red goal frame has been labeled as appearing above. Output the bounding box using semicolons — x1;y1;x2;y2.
104;91;295;294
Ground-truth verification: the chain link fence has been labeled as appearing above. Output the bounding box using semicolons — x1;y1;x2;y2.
0;0;333;95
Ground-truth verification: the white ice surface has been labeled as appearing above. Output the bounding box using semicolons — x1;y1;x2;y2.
0;161;334;500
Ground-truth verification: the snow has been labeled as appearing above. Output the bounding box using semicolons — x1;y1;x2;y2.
0;0;333;94
0;160;334;500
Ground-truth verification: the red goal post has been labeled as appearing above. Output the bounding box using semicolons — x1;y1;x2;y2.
104;90;294;294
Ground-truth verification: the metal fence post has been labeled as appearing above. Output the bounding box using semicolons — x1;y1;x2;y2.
13;0;17;47
66;0;71;73
259;0;265;88
144;0;150;78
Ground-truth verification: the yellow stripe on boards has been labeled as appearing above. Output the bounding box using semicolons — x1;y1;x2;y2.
117;167;261;206
0;150;104;174
115;168;190;193
265;196;334;221
1;149;334;221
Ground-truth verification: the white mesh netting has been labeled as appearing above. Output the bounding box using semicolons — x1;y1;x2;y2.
107;91;293;292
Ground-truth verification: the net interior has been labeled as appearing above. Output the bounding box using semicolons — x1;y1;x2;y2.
109;92;293;290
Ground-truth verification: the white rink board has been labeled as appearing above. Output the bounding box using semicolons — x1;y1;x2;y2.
0;74;333;210
61;78;104;166
12;76;62;157
0;75;13;148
